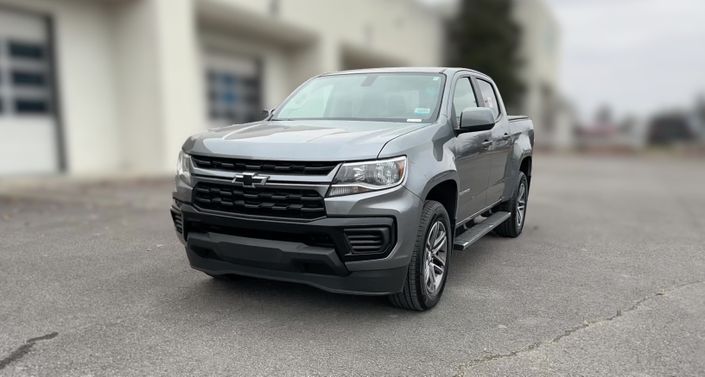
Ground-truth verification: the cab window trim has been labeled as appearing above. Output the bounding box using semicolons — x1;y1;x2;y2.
474;77;503;122
450;75;481;128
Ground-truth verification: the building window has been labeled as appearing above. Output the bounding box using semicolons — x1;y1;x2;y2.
12;71;47;87
205;56;262;125
0;39;52;117
15;99;49;114
9;41;45;60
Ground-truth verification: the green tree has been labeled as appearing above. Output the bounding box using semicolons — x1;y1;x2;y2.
446;0;525;111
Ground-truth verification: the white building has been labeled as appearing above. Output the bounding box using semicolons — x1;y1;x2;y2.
0;0;443;176
513;0;566;149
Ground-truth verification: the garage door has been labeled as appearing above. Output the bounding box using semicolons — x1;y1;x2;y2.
203;51;263;128
0;9;59;175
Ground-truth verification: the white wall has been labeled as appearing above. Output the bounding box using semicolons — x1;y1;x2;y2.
1;0;206;175
152;0;206;173
111;0;205;173
0;0;122;174
0;8;58;174
1;0;446;176
201;0;444;69
196;0;444;117
514;0;562;147
514;0;560;90
110;0;163;172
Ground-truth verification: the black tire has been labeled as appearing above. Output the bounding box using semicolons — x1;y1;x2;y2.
389;201;452;311
495;172;529;238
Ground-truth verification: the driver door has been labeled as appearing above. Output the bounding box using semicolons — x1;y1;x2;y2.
451;76;492;223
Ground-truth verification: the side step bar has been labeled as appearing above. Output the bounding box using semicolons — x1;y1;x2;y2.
453;211;511;251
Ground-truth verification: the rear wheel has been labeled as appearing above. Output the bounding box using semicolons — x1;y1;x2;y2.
495;172;529;238
389;201;451;311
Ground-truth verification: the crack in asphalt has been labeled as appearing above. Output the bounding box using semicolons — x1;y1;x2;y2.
455;280;705;376
0;332;58;370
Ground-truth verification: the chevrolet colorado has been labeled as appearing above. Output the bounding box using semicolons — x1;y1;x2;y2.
171;67;534;311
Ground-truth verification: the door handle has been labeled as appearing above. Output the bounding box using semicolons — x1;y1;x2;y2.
500;133;511;140
481;140;492;148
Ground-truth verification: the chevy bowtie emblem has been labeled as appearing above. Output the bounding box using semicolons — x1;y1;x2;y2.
232;172;269;188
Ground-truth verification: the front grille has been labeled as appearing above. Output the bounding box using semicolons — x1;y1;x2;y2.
193;182;326;219
344;227;392;255
191;155;338;176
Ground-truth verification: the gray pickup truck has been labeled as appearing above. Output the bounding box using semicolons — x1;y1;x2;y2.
171;67;533;310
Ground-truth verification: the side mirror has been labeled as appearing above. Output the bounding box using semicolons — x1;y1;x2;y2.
261;108;274;120
459;108;495;132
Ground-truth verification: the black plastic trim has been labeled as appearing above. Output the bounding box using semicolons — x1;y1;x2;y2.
178;204;396;262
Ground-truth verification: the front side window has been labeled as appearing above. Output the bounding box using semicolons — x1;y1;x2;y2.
452;77;477;121
274;73;445;123
477;79;500;119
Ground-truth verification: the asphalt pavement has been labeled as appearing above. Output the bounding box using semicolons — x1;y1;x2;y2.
1;154;704;376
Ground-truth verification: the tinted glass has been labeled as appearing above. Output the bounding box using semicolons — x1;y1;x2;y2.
12;71;47;87
452;78;477;120
8;41;45;60
15;99;49;114
274;73;445;123
478;79;500;118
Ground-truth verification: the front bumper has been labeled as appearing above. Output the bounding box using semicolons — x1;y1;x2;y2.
171;184;422;295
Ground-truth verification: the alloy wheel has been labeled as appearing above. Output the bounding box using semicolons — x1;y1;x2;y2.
516;181;527;230
423;220;448;295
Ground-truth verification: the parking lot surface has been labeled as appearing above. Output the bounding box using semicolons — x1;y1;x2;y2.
1;154;704;376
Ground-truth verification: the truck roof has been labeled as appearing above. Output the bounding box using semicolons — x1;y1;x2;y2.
321;67;489;79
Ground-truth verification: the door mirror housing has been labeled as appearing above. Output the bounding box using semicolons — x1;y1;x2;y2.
459;108;495;132
261;108;274;120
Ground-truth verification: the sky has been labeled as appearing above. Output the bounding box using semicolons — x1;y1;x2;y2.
421;0;705;121
545;0;705;121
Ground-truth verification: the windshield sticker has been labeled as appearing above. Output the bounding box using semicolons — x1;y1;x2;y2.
407;118;423;123
414;107;431;115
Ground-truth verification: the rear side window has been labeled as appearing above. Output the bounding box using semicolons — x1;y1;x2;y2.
452;78;477;121
477;79;500;119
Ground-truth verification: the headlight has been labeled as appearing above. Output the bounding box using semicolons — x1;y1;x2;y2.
327;156;407;197
177;151;192;185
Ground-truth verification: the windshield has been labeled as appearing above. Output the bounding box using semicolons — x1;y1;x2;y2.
273;73;445;122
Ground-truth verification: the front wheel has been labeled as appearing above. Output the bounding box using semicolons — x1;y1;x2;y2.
389;201;451;311
495;172;529;238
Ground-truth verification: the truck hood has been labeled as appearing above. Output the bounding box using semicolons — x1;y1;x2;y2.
184;120;425;161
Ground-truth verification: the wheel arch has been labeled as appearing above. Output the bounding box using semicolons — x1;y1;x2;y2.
520;155;532;186
423;178;458;230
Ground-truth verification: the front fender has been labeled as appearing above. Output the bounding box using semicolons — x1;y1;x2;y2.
378;118;457;199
